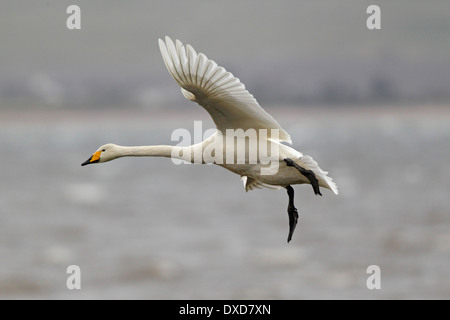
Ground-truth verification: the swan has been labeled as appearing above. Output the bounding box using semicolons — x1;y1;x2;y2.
82;36;338;242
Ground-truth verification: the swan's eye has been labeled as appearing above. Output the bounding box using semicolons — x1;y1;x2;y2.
102;149;106;152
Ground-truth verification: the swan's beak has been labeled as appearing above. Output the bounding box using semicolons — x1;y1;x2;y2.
81;151;101;166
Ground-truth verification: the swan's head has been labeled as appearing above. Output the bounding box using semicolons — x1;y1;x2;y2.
81;143;120;166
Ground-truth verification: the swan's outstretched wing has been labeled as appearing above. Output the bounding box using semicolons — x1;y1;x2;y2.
158;37;292;144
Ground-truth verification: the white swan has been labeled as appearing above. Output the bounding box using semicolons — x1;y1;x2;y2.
82;37;338;242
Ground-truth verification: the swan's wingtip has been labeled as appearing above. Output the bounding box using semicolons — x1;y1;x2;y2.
164;36;174;46
158;38;165;48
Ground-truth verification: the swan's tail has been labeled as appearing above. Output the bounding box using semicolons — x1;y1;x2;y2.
299;155;338;195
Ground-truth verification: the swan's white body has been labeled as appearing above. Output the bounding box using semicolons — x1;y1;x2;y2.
82;37;337;196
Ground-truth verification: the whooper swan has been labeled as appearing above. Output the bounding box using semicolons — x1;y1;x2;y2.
82;37;338;242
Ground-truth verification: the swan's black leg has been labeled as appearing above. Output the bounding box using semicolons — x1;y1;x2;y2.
286;185;298;243
284;158;322;196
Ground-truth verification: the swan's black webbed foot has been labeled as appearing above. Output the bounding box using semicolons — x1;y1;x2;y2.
286;185;299;243
284;158;322;196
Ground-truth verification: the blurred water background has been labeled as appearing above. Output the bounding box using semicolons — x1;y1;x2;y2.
0;0;449;299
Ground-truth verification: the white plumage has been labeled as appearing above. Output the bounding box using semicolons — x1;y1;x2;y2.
157;37;337;195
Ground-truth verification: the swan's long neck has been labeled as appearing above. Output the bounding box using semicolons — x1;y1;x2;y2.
113;140;210;163
118;145;175;158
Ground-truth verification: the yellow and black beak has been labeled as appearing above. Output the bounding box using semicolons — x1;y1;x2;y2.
81;150;102;166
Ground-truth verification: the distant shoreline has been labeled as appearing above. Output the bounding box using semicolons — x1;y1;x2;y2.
0;104;449;125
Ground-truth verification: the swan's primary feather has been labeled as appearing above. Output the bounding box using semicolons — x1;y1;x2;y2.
159;37;292;144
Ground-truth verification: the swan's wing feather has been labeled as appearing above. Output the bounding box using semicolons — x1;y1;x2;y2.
241;176;281;192
159;37;292;144
300;155;339;195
